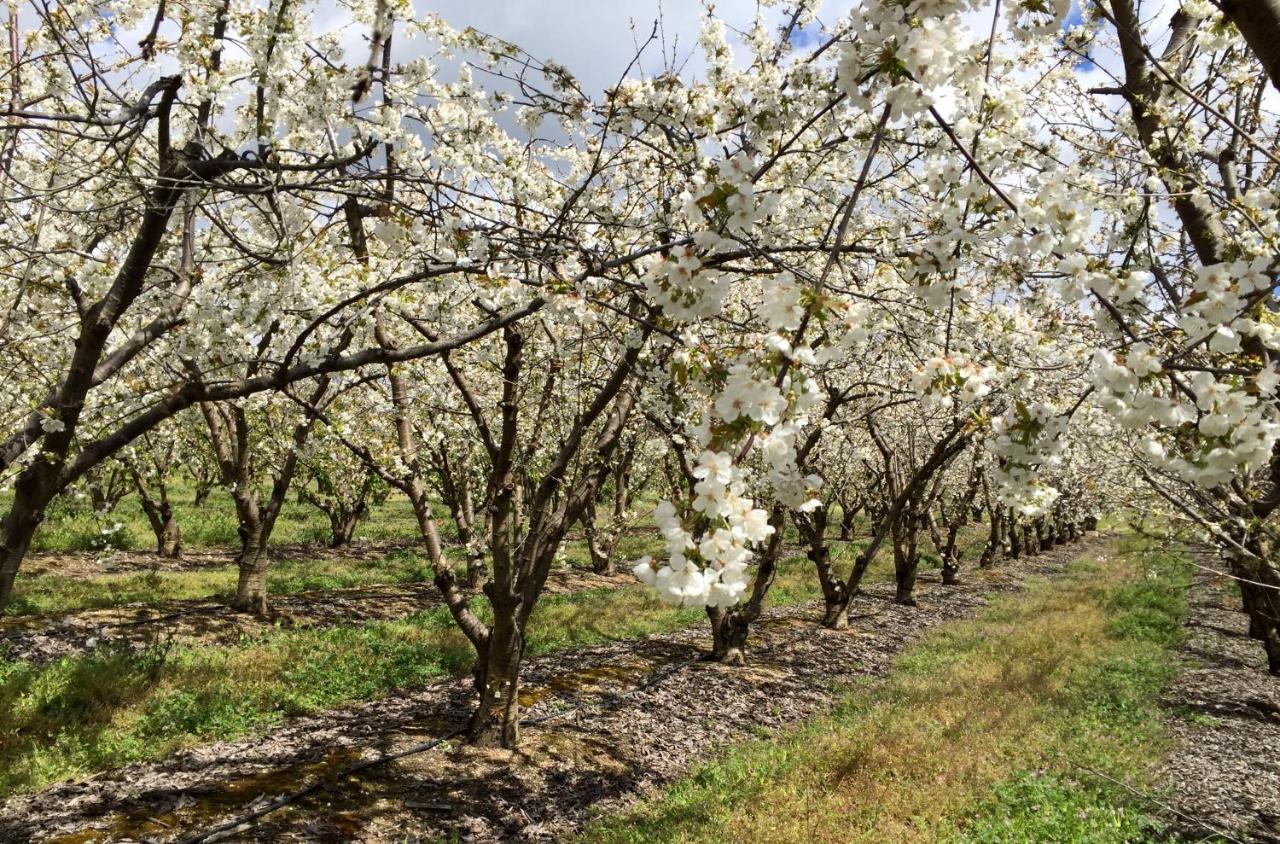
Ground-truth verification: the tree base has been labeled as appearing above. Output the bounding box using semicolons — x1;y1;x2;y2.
230;592;270;618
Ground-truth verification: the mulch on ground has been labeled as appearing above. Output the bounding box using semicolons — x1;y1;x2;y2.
1160;554;1280;844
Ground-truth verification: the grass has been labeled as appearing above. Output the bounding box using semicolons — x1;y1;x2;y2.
579;536;1190;844
10;483;424;554
0;518;986;797
0;545;856;799
4;526;676;619
4;513;924;620
4;548;439;617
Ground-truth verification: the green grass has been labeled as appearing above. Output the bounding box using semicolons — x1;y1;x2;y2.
9;484;424;554
579;536;1190;844
0;516;987;797
0;549;845;798
5;548;438;618
4;515;920;620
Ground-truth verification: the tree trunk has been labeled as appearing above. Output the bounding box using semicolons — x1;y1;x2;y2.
469;612;524;747
233;542;270;616
0;514;40;612
327;508;360;548
1235;553;1280;676
583;497;612;574
0;466;56;612
979;508;1004;568
940;519;961;586
805;506;849;628
839;504;857;541
138;489;181;558
708;609;751;665
192;482;213;507
893;517;920;606
894;563;919;604
153;505;181;557
89;481;110;513
1219;0;1280;90
1008;518;1023;559
613;452;630;523
703;508;785;662
1022;523;1039;557
455;517;487;588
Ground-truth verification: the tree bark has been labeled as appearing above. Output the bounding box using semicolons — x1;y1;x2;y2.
1008;517;1023;560
893;515;920;606
979;507;1004;568
1233;549;1280;676
839;503;858;541
1022;523;1039;557
327;507;361;548
583;497;613;574
708;609;751;665
0;492;42;612
135;469;181;558
703;508;786;663
469;610;524;746
803;505;849;628
1219;0;1280;90
233;541;270;617
143;499;182;557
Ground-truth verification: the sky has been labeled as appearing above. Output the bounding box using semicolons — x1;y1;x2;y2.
370;1;847;96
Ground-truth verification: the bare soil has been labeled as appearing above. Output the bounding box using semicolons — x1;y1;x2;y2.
1160;555;1280;843
0;537;1097;844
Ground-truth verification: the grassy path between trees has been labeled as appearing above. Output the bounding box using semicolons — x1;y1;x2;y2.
582;537;1192;844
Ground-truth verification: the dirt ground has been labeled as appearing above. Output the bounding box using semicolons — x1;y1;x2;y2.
0;537;1096;844
1160;556;1280;843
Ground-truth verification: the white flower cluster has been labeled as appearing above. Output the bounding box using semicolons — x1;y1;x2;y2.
759;421;824;512
643;245;731;322
1092;332;1280;488
1055;255;1152;305
989;401;1067;515
714;364;788;426
835;0;976;122
1178;258;1279;351
632;451;775;607
911;356;995;411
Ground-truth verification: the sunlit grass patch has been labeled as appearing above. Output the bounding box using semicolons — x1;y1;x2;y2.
581;538;1189;844
6;547;436;617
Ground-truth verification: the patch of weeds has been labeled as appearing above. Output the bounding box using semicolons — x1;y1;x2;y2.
960;771;1165;843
